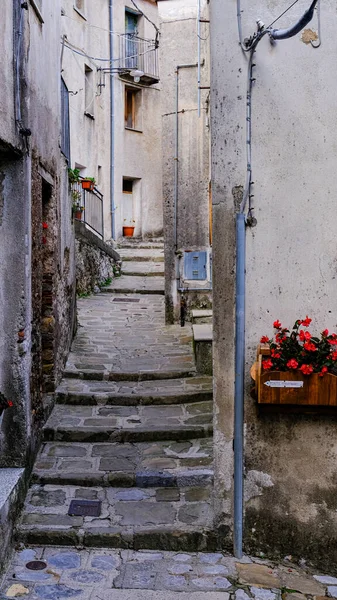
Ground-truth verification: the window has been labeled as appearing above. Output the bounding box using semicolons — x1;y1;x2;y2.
123;179;133;193
124;87;141;130
61;78;70;162
84;65;95;118
125;10;139;68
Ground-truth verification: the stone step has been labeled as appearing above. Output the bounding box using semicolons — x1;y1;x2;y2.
118;248;164;262
63;369;197;382
17;483;217;551
191;310;213;324
56;376;213;406
101;276;165;295
117;240;164;249
43;402;213;443
32;437;213;487
121;261;165;277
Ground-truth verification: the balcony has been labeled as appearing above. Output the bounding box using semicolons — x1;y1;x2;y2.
72;179;104;239
119;34;159;85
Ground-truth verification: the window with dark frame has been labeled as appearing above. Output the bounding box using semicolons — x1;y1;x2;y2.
85;65;95;118
125;88;141;130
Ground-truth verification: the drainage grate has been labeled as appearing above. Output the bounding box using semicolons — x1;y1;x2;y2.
26;561;47;571
112;298;140;303
68;499;102;517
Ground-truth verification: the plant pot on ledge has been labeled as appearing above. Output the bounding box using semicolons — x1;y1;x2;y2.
123;226;135;237
81;178;95;191
73;206;84;220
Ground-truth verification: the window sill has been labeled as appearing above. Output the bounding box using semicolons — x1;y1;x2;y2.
73;5;87;20
30;0;44;23
84;112;95;120
125;127;143;134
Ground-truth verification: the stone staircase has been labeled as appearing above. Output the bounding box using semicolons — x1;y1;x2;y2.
16;242;217;552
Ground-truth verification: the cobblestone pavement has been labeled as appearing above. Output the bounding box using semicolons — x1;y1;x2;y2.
2;547;337;600
64;295;193;379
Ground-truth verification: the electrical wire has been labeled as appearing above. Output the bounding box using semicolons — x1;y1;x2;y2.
63;38;157;65
267;0;300;29
129;0;160;47
310;0;321;48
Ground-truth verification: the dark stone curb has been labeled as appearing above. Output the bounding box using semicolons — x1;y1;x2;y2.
56;391;213;406
43;425;214;444
63;370;197;382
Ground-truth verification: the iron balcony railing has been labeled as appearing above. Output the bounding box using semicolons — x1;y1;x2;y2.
72;179;104;239
119;34;159;82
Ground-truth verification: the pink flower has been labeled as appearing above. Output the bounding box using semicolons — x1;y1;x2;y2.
299;330;311;342
322;329;329;337
300;364;313;375
286;359;298;370
319;366;328;377
260;336;269;344
303;341;317;352
273;320;282;329
262;359;273;371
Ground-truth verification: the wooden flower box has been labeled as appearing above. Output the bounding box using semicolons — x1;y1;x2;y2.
251;345;337;407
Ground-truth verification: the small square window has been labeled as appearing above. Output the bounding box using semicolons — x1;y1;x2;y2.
84;65;95;118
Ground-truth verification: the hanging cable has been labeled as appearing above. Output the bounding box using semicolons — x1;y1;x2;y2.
310;0;321;48
129;0;160;48
267;0;300;29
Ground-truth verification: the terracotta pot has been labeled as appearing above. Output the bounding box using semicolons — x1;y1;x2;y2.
74;210;83;220
81;179;95;191
123;226;135;237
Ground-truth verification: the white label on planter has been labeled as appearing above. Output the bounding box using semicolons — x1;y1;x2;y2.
264;380;303;388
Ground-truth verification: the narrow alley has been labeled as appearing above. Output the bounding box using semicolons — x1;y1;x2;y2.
2;245;337;599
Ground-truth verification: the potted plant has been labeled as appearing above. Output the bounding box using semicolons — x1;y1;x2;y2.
68;167;80;185
252;317;337;407
0;393;13;418
123;219;135;237
81;177;95;191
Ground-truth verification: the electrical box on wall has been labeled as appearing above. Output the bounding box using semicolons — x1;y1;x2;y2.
184;251;207;280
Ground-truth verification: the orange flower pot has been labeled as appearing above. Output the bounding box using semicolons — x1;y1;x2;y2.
81;179;95;191
74;210;83;220
123;226;135;237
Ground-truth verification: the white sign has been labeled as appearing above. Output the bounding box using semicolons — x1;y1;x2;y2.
264;380;303;388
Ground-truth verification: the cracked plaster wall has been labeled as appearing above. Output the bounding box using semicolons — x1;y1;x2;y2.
211;0;337;568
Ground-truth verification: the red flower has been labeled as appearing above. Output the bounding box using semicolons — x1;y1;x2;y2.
262;359;273;371
299;330;311;342
300;364;313;375
331;351;337;361
319;366;328;377
7;400;13;407
301;316;312;327
271;349;281;359
286;359;298;370
303;341;317;352
42;222;48;229
328;338;337;346
276;333;287;344
273;320;282;329
322;329;329;337
260;336;269;344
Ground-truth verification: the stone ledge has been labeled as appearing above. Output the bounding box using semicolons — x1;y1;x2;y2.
0;468;26;576
75;220;121;262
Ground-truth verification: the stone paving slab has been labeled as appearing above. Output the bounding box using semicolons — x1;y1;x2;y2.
121;262;165;276
55;377;213;406
1;547;334;599
33;438;213;487
65;295;195;380
43;402;213;443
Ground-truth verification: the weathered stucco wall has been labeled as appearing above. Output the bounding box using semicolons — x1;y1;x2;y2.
158;0;211;323
113;0;163;240
211;0;337;568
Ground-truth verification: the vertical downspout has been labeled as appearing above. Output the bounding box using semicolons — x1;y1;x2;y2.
109;0;115;240
197;0;201;117
233;212;246;559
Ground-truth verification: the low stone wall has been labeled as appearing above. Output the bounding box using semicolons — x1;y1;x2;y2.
75;221;121;296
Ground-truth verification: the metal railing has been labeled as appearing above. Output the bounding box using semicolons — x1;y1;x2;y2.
119;34;159;80
72;180;104;239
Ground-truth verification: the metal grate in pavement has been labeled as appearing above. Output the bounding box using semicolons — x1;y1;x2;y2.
68;499;101;517
112;298;140;303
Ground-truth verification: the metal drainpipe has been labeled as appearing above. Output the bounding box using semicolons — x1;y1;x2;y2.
234;212;246;559
109;0;115;240
174;63;198;250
